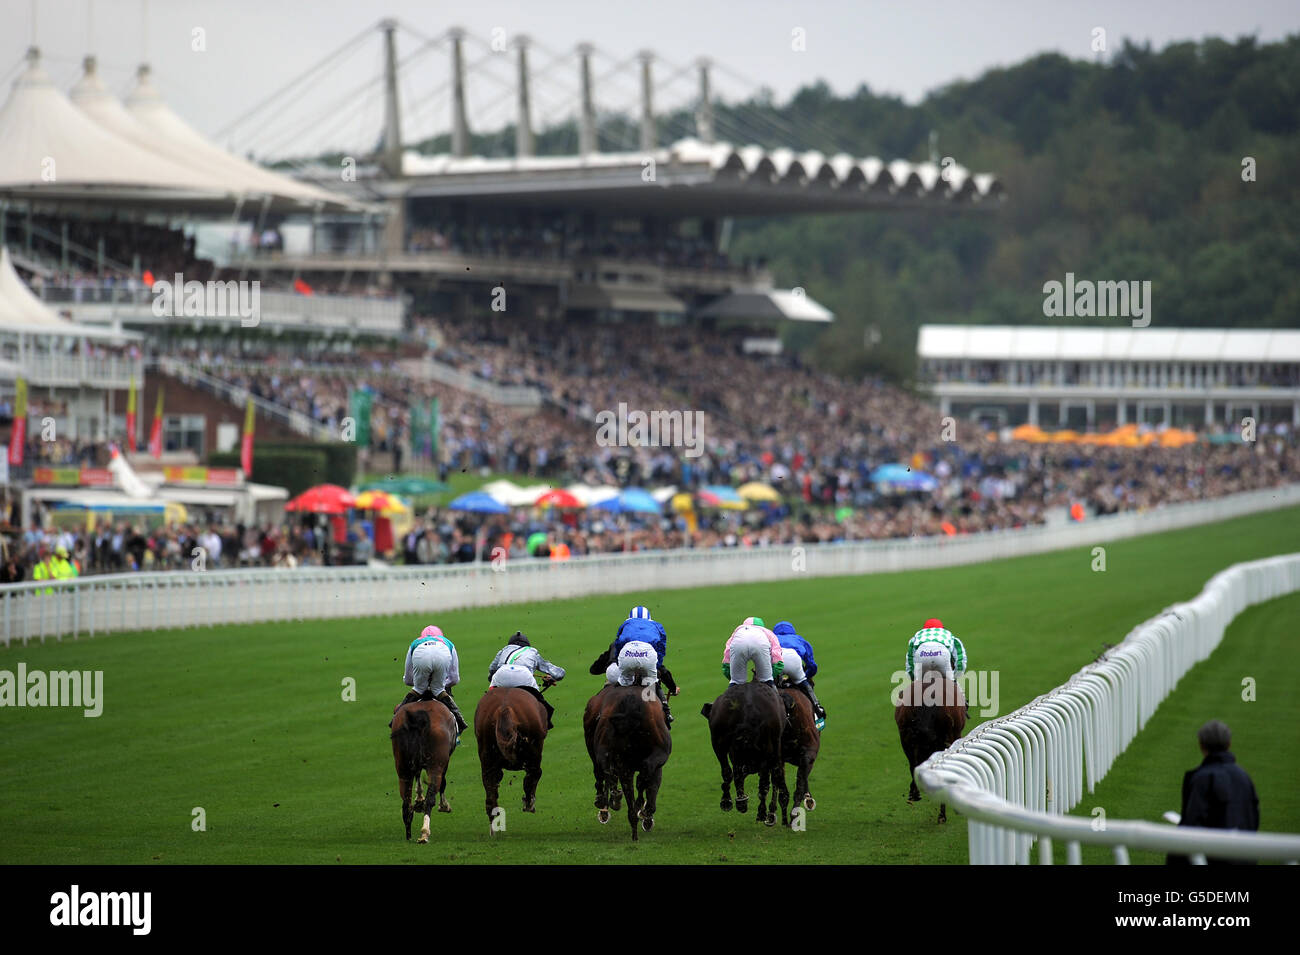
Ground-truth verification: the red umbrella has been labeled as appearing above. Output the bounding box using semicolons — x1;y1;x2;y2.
534;488;583;509
285;484;356;514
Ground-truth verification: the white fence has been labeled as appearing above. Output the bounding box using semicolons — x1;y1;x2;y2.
3;484;1299;646
916;552;1300;864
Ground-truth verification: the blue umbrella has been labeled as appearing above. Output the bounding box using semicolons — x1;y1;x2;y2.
447;491;510;514
594;488;663;515
871;464;937;492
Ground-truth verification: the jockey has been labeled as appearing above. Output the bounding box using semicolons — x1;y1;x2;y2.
487;631;564;729
724;619;784;686
394;625;467;737
771;620;826;725
589;605;678;726
905;617;967;685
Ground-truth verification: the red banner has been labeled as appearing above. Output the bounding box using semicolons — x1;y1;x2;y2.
7;378;26;466
147;388;164;458
125;375;137;452
240;398;255;477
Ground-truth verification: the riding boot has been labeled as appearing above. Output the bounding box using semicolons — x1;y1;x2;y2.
798;680;827;721
656;682;674;727
540;693;556;730
437;691;468;736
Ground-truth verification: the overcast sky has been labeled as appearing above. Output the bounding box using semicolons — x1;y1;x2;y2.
3;0;1298;159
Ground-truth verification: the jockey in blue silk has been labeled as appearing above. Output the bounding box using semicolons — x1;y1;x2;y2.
589;605;678;726
772;620;826;726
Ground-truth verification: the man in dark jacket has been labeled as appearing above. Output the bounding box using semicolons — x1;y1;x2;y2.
1167;720;1259;865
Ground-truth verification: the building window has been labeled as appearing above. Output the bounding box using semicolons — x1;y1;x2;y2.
164;414;205;456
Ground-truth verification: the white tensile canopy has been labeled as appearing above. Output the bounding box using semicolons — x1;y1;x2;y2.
0;48;233;199
121;63;362;211
0;47;364;213
0;246;128;338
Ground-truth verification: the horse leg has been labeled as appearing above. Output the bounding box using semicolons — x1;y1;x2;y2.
734;766;749;815
714;741;733;811
757;767;773;826
639;763;663;832
522;755;541;813
775;763;790;827
483;758;504;828
908;766;922;803
399;776;414;841
620;771;638;842
938;803;947;824
417;767;433;843
798;758;815;811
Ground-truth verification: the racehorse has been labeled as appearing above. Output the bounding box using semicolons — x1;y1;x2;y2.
777;682;820;824
473;683;552;831
583;683;671;841
701;681;788;827
390;699;457;842
894;672;967;823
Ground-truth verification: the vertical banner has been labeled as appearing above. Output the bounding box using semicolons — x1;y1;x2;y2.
147;387;164;458
125;375;137;452
349;388;373;447
7;378;26;466
410;401;427;460
240;397;255;476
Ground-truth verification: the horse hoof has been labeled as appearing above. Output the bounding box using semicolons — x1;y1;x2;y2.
720;799;732;812
417;834;429;845
598;809;610;824
641;817;654;832
736;798;749;814
804;795;816;811
439;804;452;814
764;812;776;827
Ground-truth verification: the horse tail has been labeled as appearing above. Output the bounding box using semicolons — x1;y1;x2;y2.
392;708;432;777
495;707;519;763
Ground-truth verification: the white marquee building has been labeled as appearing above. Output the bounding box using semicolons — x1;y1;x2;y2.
918;325;1300;430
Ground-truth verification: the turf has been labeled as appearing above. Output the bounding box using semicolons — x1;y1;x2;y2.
1;505;1297;864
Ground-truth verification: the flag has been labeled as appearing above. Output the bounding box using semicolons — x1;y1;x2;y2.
125;375;137;452
348;388;372;447
293;277;314;296
142;269;155;288
7;378;26;466
240;397;255;476
147;388;164;458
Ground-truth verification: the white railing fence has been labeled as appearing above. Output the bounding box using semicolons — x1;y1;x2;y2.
916;552;1300;864
396;358;543;407
3;483;1299;646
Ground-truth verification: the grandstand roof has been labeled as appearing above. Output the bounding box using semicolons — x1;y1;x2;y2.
372;138;1003;215
697;289;833;323
0;48;364;214
917;325;1300;362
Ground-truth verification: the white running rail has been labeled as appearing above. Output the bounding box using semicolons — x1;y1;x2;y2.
916;552;1300;864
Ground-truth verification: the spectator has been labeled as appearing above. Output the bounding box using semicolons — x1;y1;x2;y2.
1167;720;1260;865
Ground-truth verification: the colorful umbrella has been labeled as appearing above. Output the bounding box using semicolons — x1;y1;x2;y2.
700;485;748;510
353;490;409;513
593;488;662;514
359;476;449;496
534;488;584;509
285;484;356;514
447;491;510;514
737;481;782;502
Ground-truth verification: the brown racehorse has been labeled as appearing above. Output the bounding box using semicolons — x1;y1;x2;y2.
894;672;967;822
473;684;551;832
390;699;458;842
583;684;671;841
701;681;789;827
777;683;820;825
